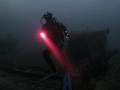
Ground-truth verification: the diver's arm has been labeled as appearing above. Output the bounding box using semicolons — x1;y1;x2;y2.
40;24;46;32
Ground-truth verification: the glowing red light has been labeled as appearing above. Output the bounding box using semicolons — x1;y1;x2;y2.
40;32;45;38
39;31;73;72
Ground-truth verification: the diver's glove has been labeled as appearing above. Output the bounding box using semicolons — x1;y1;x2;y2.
65;36;69;43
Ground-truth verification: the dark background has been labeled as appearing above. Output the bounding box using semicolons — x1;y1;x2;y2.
0;0;120;59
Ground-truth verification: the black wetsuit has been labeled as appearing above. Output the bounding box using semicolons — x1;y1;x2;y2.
41;18;68;72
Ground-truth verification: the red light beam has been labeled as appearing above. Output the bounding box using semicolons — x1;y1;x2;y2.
40;32;67;68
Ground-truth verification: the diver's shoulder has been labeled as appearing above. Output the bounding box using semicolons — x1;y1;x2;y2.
52;17;61;26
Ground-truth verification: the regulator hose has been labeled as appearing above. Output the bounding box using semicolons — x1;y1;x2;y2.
40;17;44;25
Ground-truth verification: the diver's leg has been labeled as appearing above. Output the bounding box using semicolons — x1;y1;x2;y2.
42;48;56;72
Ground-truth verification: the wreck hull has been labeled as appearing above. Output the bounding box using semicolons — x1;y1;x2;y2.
68;28;110;61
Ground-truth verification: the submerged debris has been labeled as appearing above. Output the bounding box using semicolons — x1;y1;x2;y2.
0;34;18;55
67;28;119;89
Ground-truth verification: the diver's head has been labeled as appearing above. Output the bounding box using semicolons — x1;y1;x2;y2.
43;12;52;22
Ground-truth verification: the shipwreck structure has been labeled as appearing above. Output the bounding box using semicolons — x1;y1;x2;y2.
0;34;18;55
68;28;110;62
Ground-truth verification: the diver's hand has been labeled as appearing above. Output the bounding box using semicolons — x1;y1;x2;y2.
65;36;69;43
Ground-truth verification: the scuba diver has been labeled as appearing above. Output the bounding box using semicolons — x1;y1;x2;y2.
40;12;69;73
